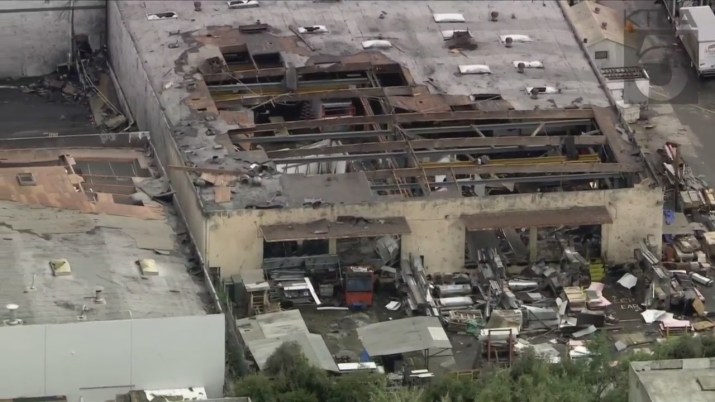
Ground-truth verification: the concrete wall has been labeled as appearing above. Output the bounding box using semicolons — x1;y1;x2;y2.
628;366;652;402
606;77;650;105
207;186;663;278
106;1;209;262
0;314;225;401
0;0;106;77
589;40;636;69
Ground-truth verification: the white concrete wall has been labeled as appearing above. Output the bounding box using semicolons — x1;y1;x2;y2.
0;314;225;401
589;41;624;69
606;77;650;105
207;185;663;278
0;0;106;77
628;366;652;402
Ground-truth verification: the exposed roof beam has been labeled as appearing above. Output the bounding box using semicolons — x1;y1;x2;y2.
203;62;397;84
266;135;608;158
244;120;596;145
228;109;596;134
214;86;414;105
364;162;641;179
370;172;624;190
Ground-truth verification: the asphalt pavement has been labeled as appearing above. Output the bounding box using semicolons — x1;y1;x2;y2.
601;0;715;184
0;79;97;139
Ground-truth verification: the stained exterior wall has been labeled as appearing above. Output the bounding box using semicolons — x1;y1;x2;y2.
106;0;209;262
0;0;106;77
207;186;663;278
0;314;225;401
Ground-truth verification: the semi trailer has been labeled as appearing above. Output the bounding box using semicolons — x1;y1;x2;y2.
678;6;715;77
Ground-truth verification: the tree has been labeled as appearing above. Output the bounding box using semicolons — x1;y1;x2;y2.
233;335;715;402
233;374;277;402
326;372;388;402
423;374;479;402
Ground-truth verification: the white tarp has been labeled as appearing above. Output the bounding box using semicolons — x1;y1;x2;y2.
434;13;465;23
617;273;638;289
459;65;491;75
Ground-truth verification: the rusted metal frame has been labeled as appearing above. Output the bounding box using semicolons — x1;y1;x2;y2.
168;165;246;175
227;109;596;135
449;167;461;193
78;173;139;179
265;136;608;158
214;86;415;105
364;69;412;198
370;172;624;190
397;126;431;195
61;155;84;194
202;62;387;84
364;163;641;180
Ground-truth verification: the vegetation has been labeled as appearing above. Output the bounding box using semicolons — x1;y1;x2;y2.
232;335;715;402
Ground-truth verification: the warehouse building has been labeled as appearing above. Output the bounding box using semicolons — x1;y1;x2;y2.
0;133;224;401
106;0;662;280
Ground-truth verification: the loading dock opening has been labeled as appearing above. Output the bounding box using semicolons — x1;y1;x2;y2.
462;207;612;265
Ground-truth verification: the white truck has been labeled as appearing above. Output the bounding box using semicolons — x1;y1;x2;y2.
678;6;715;78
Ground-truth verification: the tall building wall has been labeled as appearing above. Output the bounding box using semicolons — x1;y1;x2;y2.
0;1;106;77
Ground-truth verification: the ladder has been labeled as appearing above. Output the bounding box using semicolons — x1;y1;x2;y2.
249;291;267;316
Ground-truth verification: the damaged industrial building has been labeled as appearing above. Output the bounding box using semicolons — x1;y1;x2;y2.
97;0;671;378
6;0;710;399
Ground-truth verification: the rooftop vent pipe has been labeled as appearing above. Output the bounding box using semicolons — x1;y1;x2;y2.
5;304;22;326
94;287;106;304
530;88;540;99
194;1;202;11
505;37;513;48
594;7;600;13
517;62;526;73
490;11;499;22
601;22;608;29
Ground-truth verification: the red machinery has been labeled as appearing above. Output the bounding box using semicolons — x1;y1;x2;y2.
343;266;375;308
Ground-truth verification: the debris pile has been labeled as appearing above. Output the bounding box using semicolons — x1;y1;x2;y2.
19;35;129;132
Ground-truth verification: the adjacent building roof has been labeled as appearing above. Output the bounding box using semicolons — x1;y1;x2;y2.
0;134;210;325
357;316;452;357
569;1;638;49
236;310;339;372
631;358;715;402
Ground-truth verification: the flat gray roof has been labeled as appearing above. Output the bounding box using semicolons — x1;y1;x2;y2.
0;201;209;325
357;316;452;356
632;358;715;402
